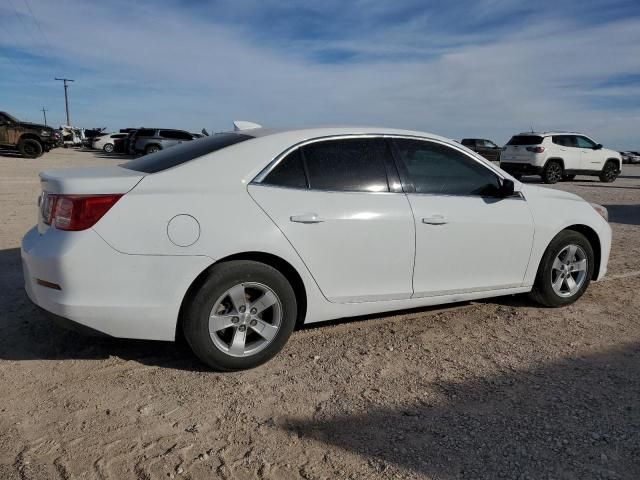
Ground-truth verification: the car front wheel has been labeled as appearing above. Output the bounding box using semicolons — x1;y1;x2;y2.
18;138;43;158
530;230;594;307
599;161;619;183
182;260;298;371
103;143;114;153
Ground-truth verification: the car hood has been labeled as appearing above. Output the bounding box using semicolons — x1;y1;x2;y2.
18;121;53;131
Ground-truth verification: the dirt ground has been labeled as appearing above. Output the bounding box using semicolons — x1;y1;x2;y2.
1;148;639;480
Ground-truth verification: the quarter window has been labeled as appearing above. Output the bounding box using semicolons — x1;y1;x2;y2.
302;138;390;192
393;139;501;196
263;149;307;189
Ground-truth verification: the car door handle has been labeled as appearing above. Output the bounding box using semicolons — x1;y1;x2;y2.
422;215;448;225
290;213;324;224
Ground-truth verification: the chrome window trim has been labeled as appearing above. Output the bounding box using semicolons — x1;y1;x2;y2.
252;133;509;187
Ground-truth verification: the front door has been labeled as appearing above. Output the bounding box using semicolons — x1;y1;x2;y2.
249;137;415;303
575;135;604;171
392;138;534;297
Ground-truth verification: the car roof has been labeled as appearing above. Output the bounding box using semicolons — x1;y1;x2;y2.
514;131;585;137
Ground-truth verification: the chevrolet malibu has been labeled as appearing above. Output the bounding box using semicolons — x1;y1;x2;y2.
22;124;612;370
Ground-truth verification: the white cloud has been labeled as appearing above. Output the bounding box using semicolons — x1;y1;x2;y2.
1;0;639;148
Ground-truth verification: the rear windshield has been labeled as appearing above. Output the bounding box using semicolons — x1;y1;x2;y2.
122;133;253;173
507;135;543;146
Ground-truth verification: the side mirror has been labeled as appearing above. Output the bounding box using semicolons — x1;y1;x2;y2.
498;178;515;197
594;144;603;150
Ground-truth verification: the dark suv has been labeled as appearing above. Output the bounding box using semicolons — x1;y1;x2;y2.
461;138;502;163
130;128;195;155
0;111;57;158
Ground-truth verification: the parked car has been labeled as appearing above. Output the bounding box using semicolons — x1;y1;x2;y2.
92;133;130;153
0;111;57;158
130;128;195;155
461;138;502;163
22;124;612;370
500;132;622;184
620;151;640;164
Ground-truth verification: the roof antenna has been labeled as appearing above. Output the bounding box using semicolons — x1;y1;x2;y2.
530;125;534;133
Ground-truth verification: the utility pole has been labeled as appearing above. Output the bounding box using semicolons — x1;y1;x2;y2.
41;107;48;126
54;77;74;126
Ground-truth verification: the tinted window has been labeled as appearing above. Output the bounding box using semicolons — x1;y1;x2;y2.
394;139;501;196
0;113;9;124
552;135;575;147
122;133;252;173
136;129;156;137
461;139;475;146
575;136;596;148
263;149;307;189
507;135;543;145
302;138;390;192
160;130;193;140
482;139;498;148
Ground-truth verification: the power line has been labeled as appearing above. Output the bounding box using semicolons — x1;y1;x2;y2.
6;0;40;46
0;48;28;77
21;0;53;50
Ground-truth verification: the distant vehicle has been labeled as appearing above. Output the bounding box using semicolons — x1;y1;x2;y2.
461;138;502;163
22;124;612;370
0;111;57;158
620;151;640;164
83;128;107;148
92;133;130;153
500;132;622;184
130;128;195;155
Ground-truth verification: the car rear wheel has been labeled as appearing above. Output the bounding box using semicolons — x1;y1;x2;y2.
103;143;114;153
18;138;43;158
542;161;563;184
182;260;298;371
145;144;160;154
530;230;594;307
599;161;619;183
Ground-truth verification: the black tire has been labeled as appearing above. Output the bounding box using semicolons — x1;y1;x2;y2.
103;143;114;153
562;174;576;181
182;260;298;371
18;138;43;158
530;230;594;307
542;160;563;184
145;144;160;154
599;160;619;183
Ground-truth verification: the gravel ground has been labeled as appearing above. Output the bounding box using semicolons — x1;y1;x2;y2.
0;148;639;480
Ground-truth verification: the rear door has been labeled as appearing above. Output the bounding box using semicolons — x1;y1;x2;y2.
551;135;580;170
249;137;415;303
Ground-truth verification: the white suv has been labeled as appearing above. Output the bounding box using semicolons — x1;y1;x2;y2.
500;132;622;184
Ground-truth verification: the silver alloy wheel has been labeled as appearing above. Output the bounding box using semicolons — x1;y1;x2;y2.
551;244;588;297
208;282;282;357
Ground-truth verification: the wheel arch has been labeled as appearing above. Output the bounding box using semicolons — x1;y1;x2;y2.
605;157;621;170
176;251;308;339
544;157;565;170
18;133;44;145
562;224;601;280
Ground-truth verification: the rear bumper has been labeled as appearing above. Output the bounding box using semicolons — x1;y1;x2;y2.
500;162;543;175
21;226;213;340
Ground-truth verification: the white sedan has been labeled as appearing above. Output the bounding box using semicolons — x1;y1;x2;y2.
22;124;612;370
91;132;129;153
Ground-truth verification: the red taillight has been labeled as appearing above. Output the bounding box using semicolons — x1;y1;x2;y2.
43;194;122;231
526;146;545;153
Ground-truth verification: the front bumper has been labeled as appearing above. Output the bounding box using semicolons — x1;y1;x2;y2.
21;226;213;341
500;162;543;175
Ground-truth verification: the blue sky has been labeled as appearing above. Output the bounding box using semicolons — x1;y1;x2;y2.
1;0;639;148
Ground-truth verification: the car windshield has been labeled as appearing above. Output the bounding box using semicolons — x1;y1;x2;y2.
121;132;253;173
507;135;543;146
3;112;19;123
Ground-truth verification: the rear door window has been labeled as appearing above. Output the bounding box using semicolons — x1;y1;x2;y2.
301;138;391;192
122;133;253;173
136;129;156;137
552;135;576;147
160;130;193;140
507;135;543;146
